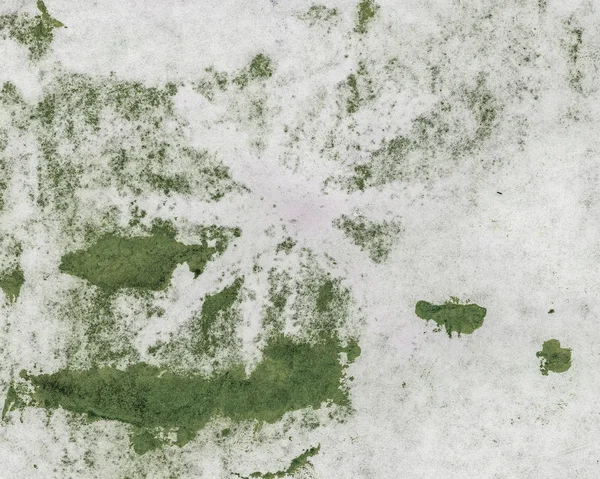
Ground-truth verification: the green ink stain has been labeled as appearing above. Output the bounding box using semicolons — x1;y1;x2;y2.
355;0;379;34
244;444;321;478
0;266;24;303
333;214;401;263
0;0;65;59
59;222;234;292
536;339;571;376
415;297;487;337
11;333;359;453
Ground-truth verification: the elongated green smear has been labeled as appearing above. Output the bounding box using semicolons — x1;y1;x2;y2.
244;444;321;478
415;297;486;337
0;266;24;303
59;222;235;292
10;334;359;454
536;339;571;376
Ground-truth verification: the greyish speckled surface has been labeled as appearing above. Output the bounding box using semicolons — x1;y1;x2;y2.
0;0;597;477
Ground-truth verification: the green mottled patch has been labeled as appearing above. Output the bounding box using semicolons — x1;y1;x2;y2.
11;333;358;453
355;0;379;34
245;444;320;478
0;0;65;59
276;237;296;254
299;5;338;25
344;62;374;114
234;54;274;89
415;297;486;337
536;339;571;376
59;222;235;292
333;214;401;263
0;266;24;303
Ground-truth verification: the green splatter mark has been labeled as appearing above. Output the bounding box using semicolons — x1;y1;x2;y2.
0;0;65;59
59;222;235;292
333;214;401;263
193;278;244;356
565;22;584;93
0;266;24;303
548;309;555;314
346;74;360;114
11;333;359;453
536;339;571;376
415;297;487;337
355;0;379;34
244;444;321;478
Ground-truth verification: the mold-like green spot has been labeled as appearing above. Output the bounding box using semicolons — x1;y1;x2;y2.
59;222;235;292
0;266;24;303
276;237;296;254
0;0;65;59
344;62;374;114
333;214;401;263
355;0;379;34
536;339;571;376
233;54;274;88
11;333;359;453
244;444;321;478
299;5;338;25
415;297;486;337
346;74;360;114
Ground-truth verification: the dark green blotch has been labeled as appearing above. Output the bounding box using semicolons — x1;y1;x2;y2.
415;298;486;337
536;339;571;376
14;333;359;453
245;445;320;478
59;222;232;292
0;266;24;303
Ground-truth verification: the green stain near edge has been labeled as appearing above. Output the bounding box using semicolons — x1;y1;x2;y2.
10;334;359;454
244;444;321;479
0;267;24;303
536;339;571;376
415;297;487;337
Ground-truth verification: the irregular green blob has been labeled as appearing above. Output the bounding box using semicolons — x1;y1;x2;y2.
193;278;244;356
344;62;374;114
355;0;379;34
346;74;360;114
245;445;321;478
536;339;571;376
0;0;65;59
333;214;401;263
0;266;24;303
415;297;486;337
59;222;234;292
13;333;359;453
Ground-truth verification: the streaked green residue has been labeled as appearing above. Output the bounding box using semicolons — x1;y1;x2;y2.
59;222;235;292
415;297;486;337
246;444;321;478
0;0;65;59
355;0;379;34
299;5;338;25
12;333;359;453
0;266;24;303
536;339;571;376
